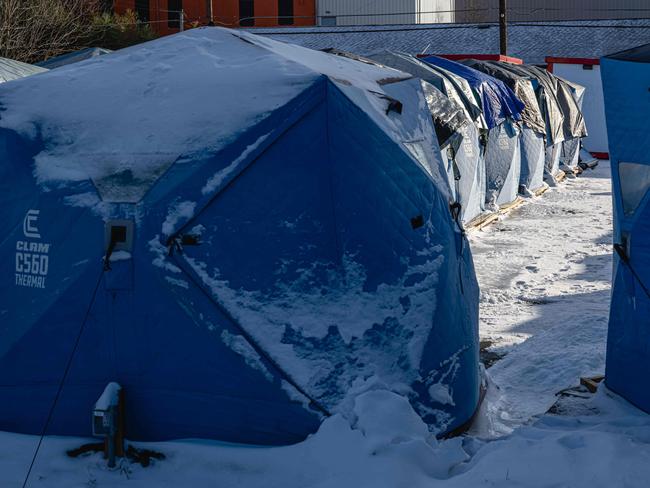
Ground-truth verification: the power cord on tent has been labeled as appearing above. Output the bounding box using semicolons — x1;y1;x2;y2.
614;243;650;300
21;270;105;488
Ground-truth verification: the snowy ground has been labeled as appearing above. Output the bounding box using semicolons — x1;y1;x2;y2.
5;161;650;487
469;163;614;436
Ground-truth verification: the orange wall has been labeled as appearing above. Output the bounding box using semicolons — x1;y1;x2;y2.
114;0;315;36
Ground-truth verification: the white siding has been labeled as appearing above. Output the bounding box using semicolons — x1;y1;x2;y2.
552;63;608;154
318;0;416;26
418;0;455;24
454;0;650;23
317;0;456;26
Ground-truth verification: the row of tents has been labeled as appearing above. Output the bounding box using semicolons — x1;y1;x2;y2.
0;28;591;447
329;51;593;227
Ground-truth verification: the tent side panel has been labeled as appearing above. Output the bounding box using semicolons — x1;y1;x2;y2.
603;57;650;413
327;83;480;435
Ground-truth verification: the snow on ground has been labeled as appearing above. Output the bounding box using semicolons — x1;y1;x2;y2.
5;161;650;487
469;162;614;436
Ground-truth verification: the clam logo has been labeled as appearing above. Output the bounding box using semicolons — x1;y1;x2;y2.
16;209;50;289
23;210;41;239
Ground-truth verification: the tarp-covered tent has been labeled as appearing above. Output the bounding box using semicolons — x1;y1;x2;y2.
557;77;587;172
527;65;587;179
36;47;112;70
364;51;487;225
422;56;525;208
0;28;480;445
463;59;547;195
497;63;566;181
602;43;650;414
0;57;47;84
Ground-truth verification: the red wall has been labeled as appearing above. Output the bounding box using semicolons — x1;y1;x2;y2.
114;0;315;36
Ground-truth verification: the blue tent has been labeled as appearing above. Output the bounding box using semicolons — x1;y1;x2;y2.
602;44;650;413
0;28;480;445
422;56;525;208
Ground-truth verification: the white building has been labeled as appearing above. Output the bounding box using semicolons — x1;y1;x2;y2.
454;0;650;23
316;0;650;26
317;0;455;26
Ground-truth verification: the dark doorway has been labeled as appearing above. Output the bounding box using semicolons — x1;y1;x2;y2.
134;0;150;22
278;0;294;25
239;0;254;26
168;0;183;28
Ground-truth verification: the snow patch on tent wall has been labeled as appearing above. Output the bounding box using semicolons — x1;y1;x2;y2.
281;380;314;411
183;248;445;412
148;236;181;273
163;200;196;236
202;133;271;195
221;330;274;382
165;276;189;289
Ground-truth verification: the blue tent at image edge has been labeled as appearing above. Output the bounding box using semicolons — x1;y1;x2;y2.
0;28;480;445
602;44;650;414
421;56;525;208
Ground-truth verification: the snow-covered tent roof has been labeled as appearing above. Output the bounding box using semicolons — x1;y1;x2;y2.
36;47;112;70
0;29;452;202
421;56;525;130
0;28;480;445
0;57;47;84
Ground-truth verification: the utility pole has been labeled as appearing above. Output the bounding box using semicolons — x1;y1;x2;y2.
499;0;508;56
207;0;214;25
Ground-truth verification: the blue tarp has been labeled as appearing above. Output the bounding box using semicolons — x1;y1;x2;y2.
0;28;480;445
421;56;525;129
602;45;650;414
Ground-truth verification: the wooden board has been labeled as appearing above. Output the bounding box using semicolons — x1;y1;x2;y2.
534;184;550;197
580;375;605;393
466;211;500;232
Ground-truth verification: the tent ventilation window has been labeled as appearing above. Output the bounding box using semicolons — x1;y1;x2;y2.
103;220;134;269
411;215;424;230
619;162;650;216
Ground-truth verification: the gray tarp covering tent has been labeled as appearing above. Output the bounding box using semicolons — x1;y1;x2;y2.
364;52;487;225
36;47;112;70
557;77;588;171
528;66;587;178
0;57;47;84
463;60;548;194
497;63;566;180
462;60;545;134
422;56;526;210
